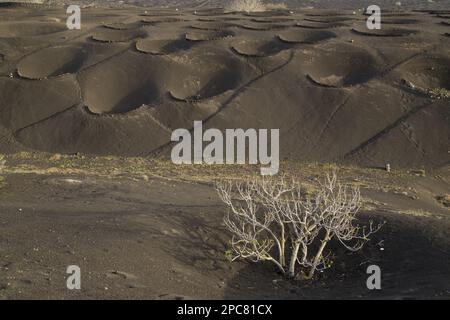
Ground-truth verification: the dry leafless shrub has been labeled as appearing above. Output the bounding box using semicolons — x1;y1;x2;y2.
0;155;5;186
226;0;266;12
216;172;382;279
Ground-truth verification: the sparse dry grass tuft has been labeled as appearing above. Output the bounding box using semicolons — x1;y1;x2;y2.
436;195;450;208
0;154;5;171
0;154;5;188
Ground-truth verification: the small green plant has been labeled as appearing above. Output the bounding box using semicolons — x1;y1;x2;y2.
216;172;383;279
436;195;450;208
